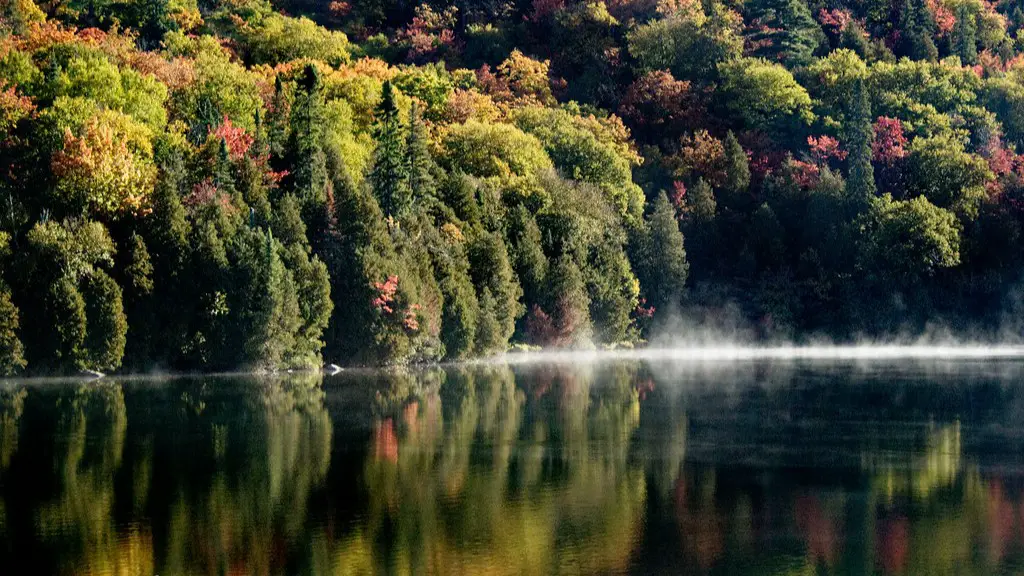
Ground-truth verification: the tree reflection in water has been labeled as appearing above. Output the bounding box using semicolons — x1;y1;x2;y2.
0;362;1024;574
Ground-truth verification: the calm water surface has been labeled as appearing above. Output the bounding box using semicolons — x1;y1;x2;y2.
2;358;1024;575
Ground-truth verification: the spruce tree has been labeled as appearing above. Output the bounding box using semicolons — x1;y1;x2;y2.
747;0;824;67
897;0;938;61
722;131;751;208
406;100;435;204
839;20;871;59
845;79;877;204
640;191;689;313
267;75;291;159
287;64;329;225
371;81;410;218
952;4;978;65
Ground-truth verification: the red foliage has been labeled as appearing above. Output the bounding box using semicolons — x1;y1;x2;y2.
183;178;232;211
928;0;955;36
530;0;566;21
807;135;847;163
789;159;821;188
619;70;705;139
818;8;852;33
525;305;557;346
634;298;655;319
209;116;253;160
371;275;400;314
676;130;727;187
670;181;687;213
475;64;513;102
872;117;908;164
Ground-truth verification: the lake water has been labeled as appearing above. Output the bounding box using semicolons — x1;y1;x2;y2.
2;357;1024;575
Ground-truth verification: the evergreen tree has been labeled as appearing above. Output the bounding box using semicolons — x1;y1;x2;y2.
371;81;411;218
952;4;978;65
839;20;871;59
0;289;24;375
638;192;689;313
81;271;128;372
747;0;825;67
287;64;329;230
468;230;523;353
722;131;750;208
506;204;548;308
267;75;291;159
213;137;235;194
846;79;877;204
406;100;435;205
897;0;938;61
546;255;593;347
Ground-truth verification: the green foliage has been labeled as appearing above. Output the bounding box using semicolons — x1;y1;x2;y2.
636;192;688;314
906;133;992;219
719;58;814;131
439;120;553;179
859;193;960;285
846;79;877;203
4;0;1024;369
746;0;825;67
370;81;410;218
467;230;523;354
0;287;25;375
627;2;743;82
514;106;644;221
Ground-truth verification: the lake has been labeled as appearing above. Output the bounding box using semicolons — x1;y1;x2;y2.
1;356;1024;575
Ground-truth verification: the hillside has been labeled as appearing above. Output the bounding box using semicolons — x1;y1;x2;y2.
1;0;1023;374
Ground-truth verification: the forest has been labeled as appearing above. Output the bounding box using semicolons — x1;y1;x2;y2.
1;0;1024;374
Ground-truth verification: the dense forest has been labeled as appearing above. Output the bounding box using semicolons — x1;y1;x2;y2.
1;0;1024;374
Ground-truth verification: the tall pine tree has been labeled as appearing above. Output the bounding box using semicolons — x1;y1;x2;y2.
952;4;978;65
371;81;410;219
287;64;329;231
747;0;824;67
405;100;435;205
845;79;876;205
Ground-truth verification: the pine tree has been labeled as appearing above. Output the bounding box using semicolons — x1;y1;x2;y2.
839;20;871;59
952;4;978;65
546;255;592;347
213;137;235;194
371;81;410;218
287;64;329;227
845;79;876;204
747;0;824;67
267;75;291;159
0;289;25;375
640;191;689;313
722;131;751;208
897;0;938;61
406;100;435;205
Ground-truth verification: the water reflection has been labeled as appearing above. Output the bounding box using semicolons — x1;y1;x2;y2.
0;361;1023;574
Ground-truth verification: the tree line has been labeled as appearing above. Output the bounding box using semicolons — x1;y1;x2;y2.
2;0;1024;374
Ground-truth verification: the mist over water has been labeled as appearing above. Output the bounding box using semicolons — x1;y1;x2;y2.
494;343;1024;365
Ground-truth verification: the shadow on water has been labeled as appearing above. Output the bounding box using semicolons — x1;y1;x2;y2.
1;358;1024;574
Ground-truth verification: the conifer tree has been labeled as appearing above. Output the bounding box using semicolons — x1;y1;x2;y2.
639;192;689;313
839;20;871;59
371;81;410;218
897;0;938;61
267;75;291;159
287;64;329;227
722;131;751;208
747;0;824;67
952;4;978;65
845;79;876;204
406;100;435;205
